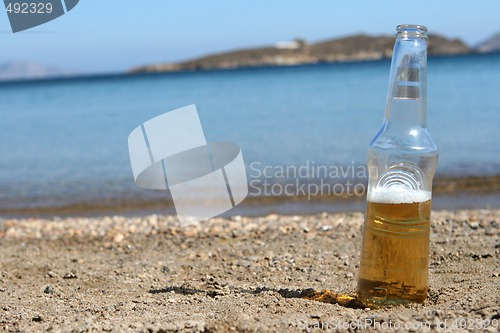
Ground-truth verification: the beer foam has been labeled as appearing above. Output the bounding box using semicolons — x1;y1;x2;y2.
368;186;431;204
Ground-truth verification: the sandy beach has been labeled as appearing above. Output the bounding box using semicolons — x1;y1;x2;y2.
0;208;498;332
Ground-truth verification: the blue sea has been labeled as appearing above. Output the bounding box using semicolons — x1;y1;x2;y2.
0;54;499;216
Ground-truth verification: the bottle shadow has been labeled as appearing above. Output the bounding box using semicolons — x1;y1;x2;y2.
149;285;365;309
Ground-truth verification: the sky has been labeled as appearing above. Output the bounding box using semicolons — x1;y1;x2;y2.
1;0;500;74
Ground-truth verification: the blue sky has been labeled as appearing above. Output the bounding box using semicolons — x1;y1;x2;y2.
1;0;499;74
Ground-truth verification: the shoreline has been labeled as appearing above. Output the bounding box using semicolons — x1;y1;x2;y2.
0;191;499;221
1;173;500;219
1;191;500;220
1;52;499;86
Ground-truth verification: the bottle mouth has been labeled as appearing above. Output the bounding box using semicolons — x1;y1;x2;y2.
396;24;428;39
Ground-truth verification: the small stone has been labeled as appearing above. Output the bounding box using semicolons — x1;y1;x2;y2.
32;314;43;322
183;227;198;237
113;233;125;243
267;214;279;221
264;251;274;260
196;252;209;260
63;272;77;279
44;285;55;294
345;272;354;278
47;271;58;278
309;313;322;319
469;222;479;229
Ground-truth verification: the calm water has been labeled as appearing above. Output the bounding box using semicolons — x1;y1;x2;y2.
0;54;499;212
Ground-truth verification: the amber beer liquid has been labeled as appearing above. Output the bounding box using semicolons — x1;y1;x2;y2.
357;25;438;307
358;192;431;306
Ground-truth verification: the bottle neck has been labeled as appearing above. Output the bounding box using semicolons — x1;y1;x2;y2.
385;31;427;128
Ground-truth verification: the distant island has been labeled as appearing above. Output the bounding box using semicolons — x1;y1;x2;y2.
1;32;499;81
131;33;478;73
476;32;500;53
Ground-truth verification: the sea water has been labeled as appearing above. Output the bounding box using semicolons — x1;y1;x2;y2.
0;54;499;213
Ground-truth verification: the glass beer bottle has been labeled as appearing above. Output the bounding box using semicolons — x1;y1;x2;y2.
357;24;438;307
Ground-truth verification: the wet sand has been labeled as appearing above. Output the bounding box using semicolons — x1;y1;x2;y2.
2;174;500;219
1;209;499;332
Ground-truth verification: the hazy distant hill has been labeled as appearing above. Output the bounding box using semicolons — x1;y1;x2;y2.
476;32;500;53
131;33;471;73
0;62;72;81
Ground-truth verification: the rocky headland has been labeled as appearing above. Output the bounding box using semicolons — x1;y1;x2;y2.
131;33;471;73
